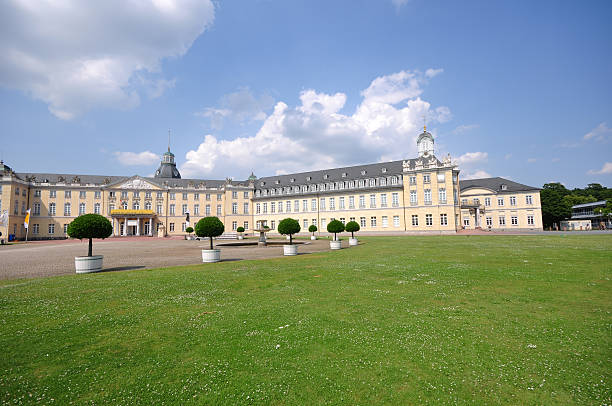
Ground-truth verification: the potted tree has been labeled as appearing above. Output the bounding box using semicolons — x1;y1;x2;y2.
236;226;245;240
195;216;225;263
327;219;345;250
345;221;360;246
67;214;113;273
185;226;194;240
278;218;301;255
308;225;318;240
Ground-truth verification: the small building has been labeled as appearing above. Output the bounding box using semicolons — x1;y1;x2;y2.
569;200;611;230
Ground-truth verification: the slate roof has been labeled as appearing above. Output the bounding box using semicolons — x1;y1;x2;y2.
460;177;540;192
255;156;442;188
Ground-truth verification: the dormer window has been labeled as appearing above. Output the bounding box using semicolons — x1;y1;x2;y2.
275;180;280;184
324;174;329;179
260;181;266;186
342;173;347;178
381;168;387;173
290;178;295;183
501;184;507;191
306;176;311;181
361;170;366;175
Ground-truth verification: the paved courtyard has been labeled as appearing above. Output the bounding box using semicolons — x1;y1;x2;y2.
0;237;335;280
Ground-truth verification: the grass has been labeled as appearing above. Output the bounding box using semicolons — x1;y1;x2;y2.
0;235;610;405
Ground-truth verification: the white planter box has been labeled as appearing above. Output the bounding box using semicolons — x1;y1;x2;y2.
75;255;103;274
349;238;358;246
330;240;342;250
202;249;221;263
310;235;317;240
283;244;298;256
286;235;291;240
238;235;244;240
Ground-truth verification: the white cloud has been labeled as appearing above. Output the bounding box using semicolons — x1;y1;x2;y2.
504;153;512;160
462;170;491;180
551;157;560;162
456;152;488;165
527;158;537;163
425;68;444;79
391;0;411;9
0;0;215;119
584;122;612;142
451;124;479;135
181;69;450;179
196;87;274;130
588;162;612;175
113;151;159;166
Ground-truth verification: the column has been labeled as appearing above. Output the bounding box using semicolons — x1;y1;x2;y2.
475;207;480;228
122;220;127;236
136;219;140;236
149;218;153;236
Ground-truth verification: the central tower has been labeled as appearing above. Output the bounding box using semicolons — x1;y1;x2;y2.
417;126;434;157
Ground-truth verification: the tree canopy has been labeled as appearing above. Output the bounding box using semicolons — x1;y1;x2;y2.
195;217;225;250
278;218;301;244
540;182;611;228
345;221;360;238
67;214;112;256
327;220;345;240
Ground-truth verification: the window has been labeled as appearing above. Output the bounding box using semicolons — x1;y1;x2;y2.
391;193;399;207
170;223;175;232
286;201;292;212
182;222;187;232
349;196;355;209
217;194;222;201
463;218;470;227
318;198;325;211
303;200;308;212
424;189;432;204
94;203;101;214
486;217;492;226
157;192;164;199
511;216;518;226
527;215;534;225
391;176;398;185
64;203;71;216
338;197;345;209
440;213;448;226
311;199;317;211
380;194;387;207
369;194;376;208
64;224;69;234
121;191;128;199
321;218;327;228
263;203;268;214
182;204;188;215
33;203;40;215
232;221;238;231
497;197;504;206
393;215;400;227
109;204;115;212
132;201;140;210
526;195;533;205
438;188;446;203
244;221;249;230
243;202;249;214
244;192;249;199
155;204;162;215
312;219;317;227
14;201;18;215
256;203;261;214
217;205;222;216
360;217;366;227
412;215;419;226
382;216;388;227
206;204;211;215
474;198;480;205
15;187;19;196
34;190;41;197
65;190;72;198
485;197;491;207
437;173;445;183
426;214;433;226
232;203;238;214
22;202;26;214
294;200;299;212
32;224;39;235
499;216;506;226
370;216;377;227
409;176;416;185
303;219;308;229
146;191;153;199
194;204;200;215
423;174;431;183
95;191;101;199
359;195;366;208
170;204;175;215
206;194;211;201
510;196;517;206
49;203;56;216
48;223;55;234
122;201;128;210
329;198;335;210
231;191;238;199
369;179;376;187
49;190;56;198
410;191;417;205
182;192;188;200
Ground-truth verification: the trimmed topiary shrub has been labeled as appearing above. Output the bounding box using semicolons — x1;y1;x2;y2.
345;221;360;238
185;226;194;235
278;218;301;244
195;216;225;250
67;213;113;256
236;226;245;233
308;225;317;236
327;219;345;241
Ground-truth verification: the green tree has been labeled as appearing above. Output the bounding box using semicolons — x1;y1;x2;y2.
185;226;194;236
195;217;225;250
308;225;317;236
345;221;360;238
327;220;345;241
278;218;301;244
236;226;245;233
67;214;113;256
540;183;571;228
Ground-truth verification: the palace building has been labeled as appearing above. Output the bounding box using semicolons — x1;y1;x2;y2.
0;129;542;240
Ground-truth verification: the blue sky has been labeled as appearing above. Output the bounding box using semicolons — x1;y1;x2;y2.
1;0;611;188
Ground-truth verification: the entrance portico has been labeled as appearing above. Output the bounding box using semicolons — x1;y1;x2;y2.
110;210;157;237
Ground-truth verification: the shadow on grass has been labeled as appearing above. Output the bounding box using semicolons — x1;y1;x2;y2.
101;266;146;273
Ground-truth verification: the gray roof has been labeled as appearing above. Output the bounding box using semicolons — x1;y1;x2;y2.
255;157;441;188
572;200;607;209
460;177;540;192
154;162;181;179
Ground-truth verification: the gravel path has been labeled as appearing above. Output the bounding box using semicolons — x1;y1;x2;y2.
0;237;336;280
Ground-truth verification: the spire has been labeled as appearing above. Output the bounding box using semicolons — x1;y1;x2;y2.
168;129;171;153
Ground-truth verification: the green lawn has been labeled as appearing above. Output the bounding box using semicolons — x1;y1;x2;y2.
1;236;610;405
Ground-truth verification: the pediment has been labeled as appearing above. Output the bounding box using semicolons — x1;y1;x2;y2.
108;176;161;190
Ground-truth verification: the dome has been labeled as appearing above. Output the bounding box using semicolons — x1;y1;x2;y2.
154;148;181;179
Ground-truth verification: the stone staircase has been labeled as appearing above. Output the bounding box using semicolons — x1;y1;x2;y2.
216;232;238;240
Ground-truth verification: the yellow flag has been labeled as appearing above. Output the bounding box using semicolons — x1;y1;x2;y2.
24;209;30;229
